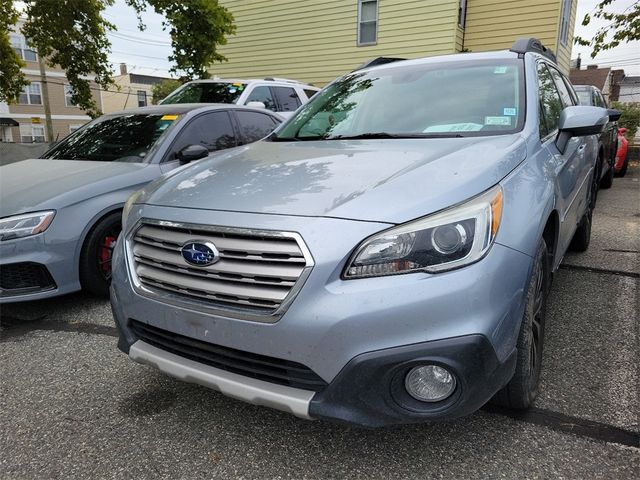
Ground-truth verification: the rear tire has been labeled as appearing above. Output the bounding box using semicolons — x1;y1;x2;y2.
569;166;597;252
600;161;614;189
79;211;122;297
491;238;549;409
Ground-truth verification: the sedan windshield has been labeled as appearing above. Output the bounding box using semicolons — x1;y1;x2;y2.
276;59;524;140
161;82;247;104
42;114;179;162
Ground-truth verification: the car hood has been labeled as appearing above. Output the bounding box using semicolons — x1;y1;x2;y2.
141;136;527;224
0;159;150;217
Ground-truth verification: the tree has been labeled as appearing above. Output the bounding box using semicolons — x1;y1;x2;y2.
575;0;640;58
612;101;640;139
0;0;235;117
151;78;182;104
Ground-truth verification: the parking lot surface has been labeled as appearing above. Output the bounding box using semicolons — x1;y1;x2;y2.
1;165;639;479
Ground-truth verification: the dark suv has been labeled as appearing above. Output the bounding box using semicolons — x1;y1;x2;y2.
574;84;619;188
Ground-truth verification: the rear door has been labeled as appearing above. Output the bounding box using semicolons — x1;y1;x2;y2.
232;110;281;144
538;62;590;254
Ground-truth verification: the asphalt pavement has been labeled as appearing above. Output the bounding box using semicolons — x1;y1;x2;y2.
1;163;639;479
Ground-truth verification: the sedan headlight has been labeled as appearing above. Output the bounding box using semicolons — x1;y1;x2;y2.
0;211;56;241
343;186;503;279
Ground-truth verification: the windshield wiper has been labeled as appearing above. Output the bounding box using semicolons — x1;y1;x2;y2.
324;132;466;140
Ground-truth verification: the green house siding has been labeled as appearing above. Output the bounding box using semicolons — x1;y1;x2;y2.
463;0;575;74
212;0;460;85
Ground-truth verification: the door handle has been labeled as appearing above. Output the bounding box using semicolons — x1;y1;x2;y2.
577;144;586;151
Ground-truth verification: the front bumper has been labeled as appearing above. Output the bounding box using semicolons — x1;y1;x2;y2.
0;233;80;302
111;207;533;426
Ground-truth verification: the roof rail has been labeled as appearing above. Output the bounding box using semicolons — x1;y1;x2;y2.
263;77;302;84
352;57;407;72
510;37;557;64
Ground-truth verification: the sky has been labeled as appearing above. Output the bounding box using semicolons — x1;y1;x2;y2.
97;0;640;77
572;0;640;74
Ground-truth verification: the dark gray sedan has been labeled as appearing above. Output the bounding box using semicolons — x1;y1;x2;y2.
0;104;282;301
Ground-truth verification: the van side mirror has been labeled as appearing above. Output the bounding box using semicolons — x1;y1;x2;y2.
556;106;608;154
246;101;266;109
176;144;209;164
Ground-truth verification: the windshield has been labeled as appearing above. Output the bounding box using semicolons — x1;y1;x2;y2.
575;89;593;106
276;59;524;140
42;113;179;162
161;82;247;104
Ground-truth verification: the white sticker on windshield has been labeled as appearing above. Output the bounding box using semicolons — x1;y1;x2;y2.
494;66;508;74
424;123;484;133
503;107;517;116
485;116;511;126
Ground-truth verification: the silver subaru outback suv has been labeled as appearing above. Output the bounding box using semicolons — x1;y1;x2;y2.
110;39;615;427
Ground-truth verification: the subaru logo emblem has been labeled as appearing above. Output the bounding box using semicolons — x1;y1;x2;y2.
181;241;220;267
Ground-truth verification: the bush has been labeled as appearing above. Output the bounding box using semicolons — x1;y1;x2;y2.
611;102;640;140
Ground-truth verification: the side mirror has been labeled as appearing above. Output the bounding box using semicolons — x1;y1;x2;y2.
246;101;266;109
607;108;621;122
176;144;209;164
556;106;609;153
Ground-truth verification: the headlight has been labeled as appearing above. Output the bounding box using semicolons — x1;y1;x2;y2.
122;190;143;229
0;211;56;241
343;186;503;279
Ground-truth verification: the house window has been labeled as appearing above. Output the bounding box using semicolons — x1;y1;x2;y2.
20;124;46;143
358;0;378;45
9;34;37;61
137;90;148;107
18;82;42;105
458;0;467;28
559;0;572;46
64;84;76;107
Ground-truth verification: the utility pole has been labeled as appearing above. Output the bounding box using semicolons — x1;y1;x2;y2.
37;52;54;145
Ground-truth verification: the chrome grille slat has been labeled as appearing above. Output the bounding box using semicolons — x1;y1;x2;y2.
133;243;304;281
137;265;290;302
134;257;297;287
137;225;304;256
133;236;306;263
128;221;312;319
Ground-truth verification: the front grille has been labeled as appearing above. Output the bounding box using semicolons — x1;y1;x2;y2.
129;222;311;317
131;320;327;392
0;262;56;295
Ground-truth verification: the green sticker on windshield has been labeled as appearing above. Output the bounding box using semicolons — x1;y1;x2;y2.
494;66;508;74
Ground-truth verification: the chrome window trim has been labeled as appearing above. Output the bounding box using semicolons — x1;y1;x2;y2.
125;218;315;323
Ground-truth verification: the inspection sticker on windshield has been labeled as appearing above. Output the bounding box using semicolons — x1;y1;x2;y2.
494;66;508;74
161;114;178;121
503;107;517;116
485;116;511;126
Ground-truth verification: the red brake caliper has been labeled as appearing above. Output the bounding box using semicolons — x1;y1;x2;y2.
100;236;117;272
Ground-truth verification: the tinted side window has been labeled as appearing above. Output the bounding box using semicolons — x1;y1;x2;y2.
245;86;277;111
304;89;318;99
272;87;302;111
538;63;563;137
170;111;236;157
547;65;575;107
236;111;278;143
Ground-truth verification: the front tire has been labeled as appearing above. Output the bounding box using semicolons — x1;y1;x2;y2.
492;238;549;409
79;211;122;297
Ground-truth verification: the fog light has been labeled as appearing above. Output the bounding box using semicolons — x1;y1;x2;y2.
405;365;456;402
